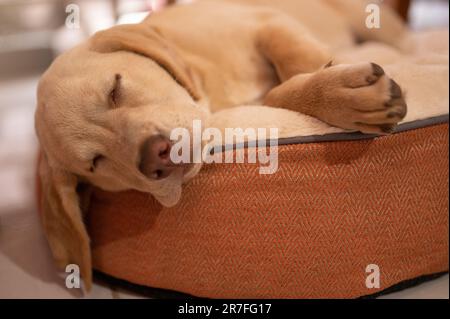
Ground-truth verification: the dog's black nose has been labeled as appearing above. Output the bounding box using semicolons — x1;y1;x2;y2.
138;135;175;180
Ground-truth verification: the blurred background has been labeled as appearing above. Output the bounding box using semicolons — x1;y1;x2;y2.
0;0;448;298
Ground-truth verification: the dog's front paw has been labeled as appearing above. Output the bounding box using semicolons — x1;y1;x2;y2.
312;62;407;134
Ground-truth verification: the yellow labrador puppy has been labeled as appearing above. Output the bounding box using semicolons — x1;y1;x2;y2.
35;0;408;290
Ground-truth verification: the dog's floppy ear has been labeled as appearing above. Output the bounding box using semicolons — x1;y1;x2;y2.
38;151;92;291
90;23;200;100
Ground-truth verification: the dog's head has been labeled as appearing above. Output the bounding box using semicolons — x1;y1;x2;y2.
35;23;208;290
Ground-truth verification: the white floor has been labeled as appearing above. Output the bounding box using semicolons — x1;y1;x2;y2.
0;76;448;299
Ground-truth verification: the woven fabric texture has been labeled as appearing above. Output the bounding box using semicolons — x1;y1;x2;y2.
87;124;449;298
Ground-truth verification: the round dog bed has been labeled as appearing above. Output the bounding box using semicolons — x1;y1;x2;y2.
86;116;448;298
33;29;448;298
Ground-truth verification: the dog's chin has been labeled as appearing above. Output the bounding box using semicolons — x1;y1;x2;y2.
145;163;202;207
150;169;184;207
154;187;182;207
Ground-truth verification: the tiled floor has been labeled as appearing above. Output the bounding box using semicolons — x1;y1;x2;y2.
0;76;448;299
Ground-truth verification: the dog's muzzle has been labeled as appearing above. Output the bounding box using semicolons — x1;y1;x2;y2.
138;135;176;180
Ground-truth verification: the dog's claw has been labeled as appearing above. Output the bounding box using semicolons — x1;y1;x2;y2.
390;79;403;99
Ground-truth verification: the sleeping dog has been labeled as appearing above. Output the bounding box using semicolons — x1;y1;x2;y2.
35;0;408;290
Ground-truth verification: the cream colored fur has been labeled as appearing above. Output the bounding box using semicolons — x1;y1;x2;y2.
212;30;449;138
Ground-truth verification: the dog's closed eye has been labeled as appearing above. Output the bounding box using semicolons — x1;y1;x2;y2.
90;154;104;172
109;74;122;107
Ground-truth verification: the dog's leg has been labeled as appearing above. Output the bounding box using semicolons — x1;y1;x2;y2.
257;17;407;134
256;16;332;81
263;63;407;134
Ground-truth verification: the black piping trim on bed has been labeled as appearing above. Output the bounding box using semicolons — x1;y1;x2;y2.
210;114;449;154
360;272;449;299
93;270;448;299
277;114;449;146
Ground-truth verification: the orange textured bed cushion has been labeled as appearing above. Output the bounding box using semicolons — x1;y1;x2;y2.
85;123;449;298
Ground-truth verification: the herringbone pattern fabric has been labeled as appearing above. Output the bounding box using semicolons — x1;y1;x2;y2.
88;124;449;298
